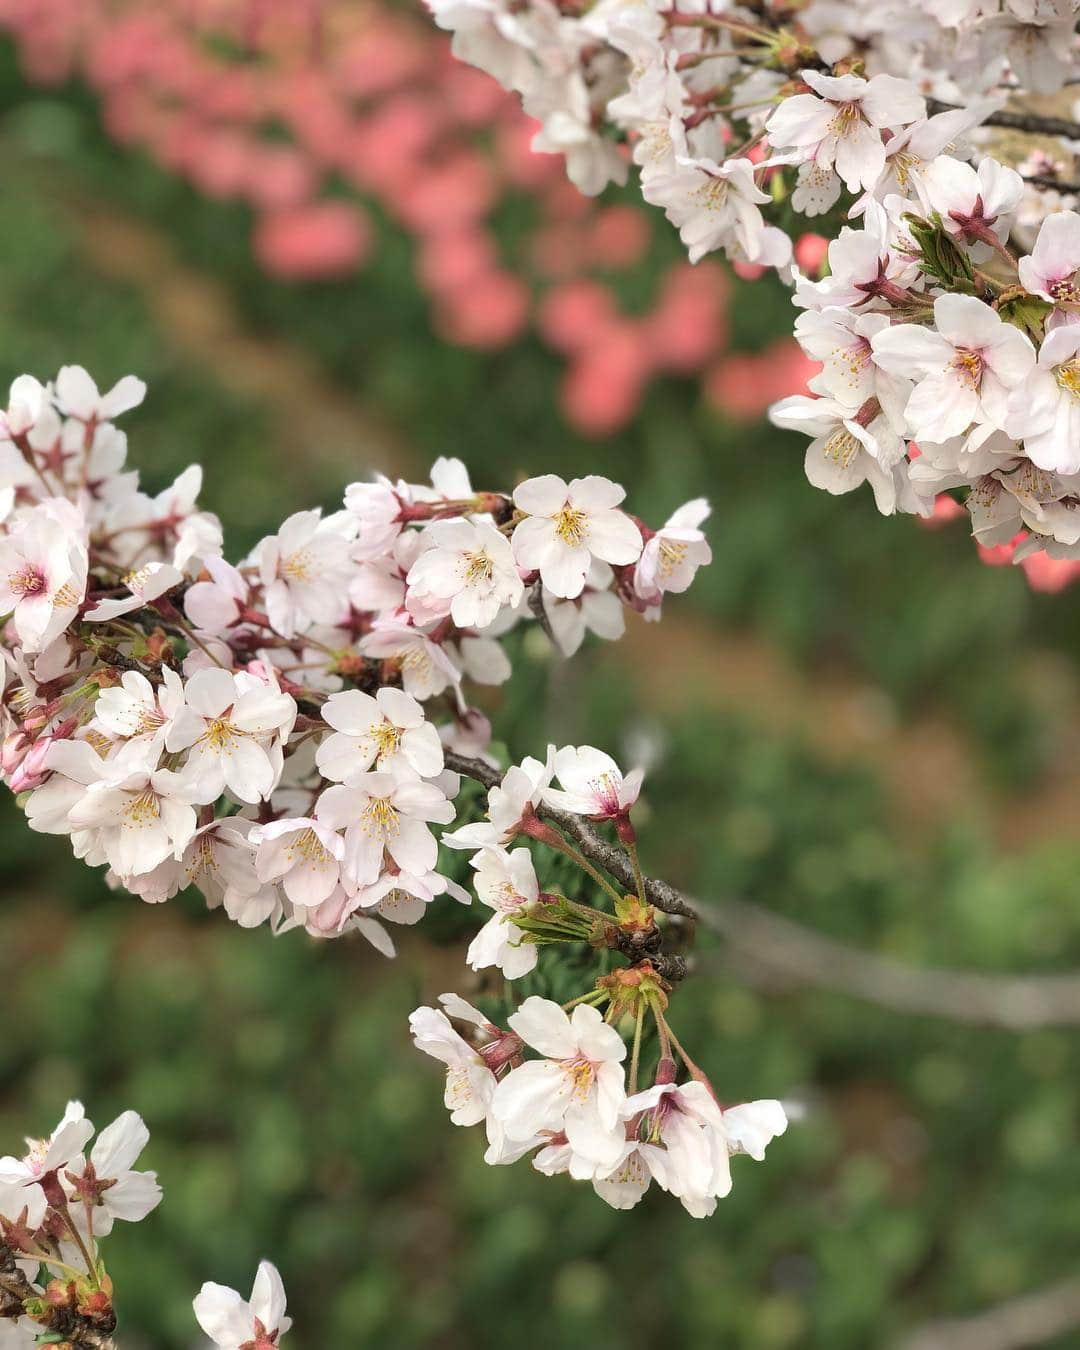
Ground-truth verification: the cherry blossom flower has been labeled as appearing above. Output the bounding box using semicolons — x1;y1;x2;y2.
53;365;146;423
409;1001;498;1126
607;1083;787;1217
315;765;455;886
315;686;444;783
543;560;625;656
193;1261;291;1349
634;499;712;607
512;475;642;599
916;154;1023;256
406;518;523;628
0;1175;46;1235
250;817;346;910
645;154;788;267
466;846;540;978
765;70;925;194
1005;323;1080;473
793;202;916;311
769;393;916;516
870;294;1035;442
66;1109;162;1235
255;509;356;638
0;1101;94;1187
545;745;643;824
491;997;626;1176
358;622;463;700
166;668;296;805
82;560;183;624
183;556;250;634
1;374;46;438
90;668;184;750
1017;208;1080;304
358;866;469;928
0;503;87;652
442;751;553;850
127;819;271;918
344;478;407;560
792;308;901;409
65;746;200;878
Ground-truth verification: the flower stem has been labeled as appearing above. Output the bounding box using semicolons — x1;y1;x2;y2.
56;1200;99;1288
664;1017;713;1088
629;1001;646;1094
562;989;606;1011
13;1249;85;1282
625;839;647;904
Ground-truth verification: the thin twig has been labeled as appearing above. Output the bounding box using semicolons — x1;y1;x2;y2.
929;99;1080;140
1022;173;1080;194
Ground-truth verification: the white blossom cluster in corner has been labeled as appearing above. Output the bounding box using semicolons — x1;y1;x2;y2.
0;1100;160;1345
426;0;1080;566
0;368;711;954
0;1097;291;1347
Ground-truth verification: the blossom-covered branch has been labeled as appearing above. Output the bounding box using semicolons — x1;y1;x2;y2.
425;0;1080;575
0;368;709;954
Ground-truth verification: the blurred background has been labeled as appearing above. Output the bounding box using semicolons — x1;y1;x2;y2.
3;3;1080;1347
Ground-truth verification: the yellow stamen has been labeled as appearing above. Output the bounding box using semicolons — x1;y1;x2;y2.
202;717;242;752
368;718;403;761
951;349;984;388
360;795;399;840
553;504;589;547
656;539;687;579
1056;358;1080;401
284;828;332;867
463;549;495;584
122;788;161;827
822;428;861;468
282;548;315;582
562;1058;596;1102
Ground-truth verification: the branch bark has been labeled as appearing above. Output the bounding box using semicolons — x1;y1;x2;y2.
445;753;1080;1029
898;1274;1080;1350
1022;173;1080;194
928;99;1080;141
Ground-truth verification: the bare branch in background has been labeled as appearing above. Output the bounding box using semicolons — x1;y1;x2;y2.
1023;174;1080;193
898;1274;1080;1350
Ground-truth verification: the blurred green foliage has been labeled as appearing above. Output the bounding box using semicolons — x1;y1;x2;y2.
1;52;1080;1349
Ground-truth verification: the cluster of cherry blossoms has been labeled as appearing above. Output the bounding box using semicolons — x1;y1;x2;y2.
427;0;1080;569
0;1099;290;1348
0;367;711;955
411;744;788;1215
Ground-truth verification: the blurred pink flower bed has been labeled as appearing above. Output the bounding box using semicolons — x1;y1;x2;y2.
0;0;818;435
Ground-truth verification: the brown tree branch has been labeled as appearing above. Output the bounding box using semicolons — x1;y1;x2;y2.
898;1274;1080;1350
1023;173;1080;194
928;99;1080;141
445;753;1080;1029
